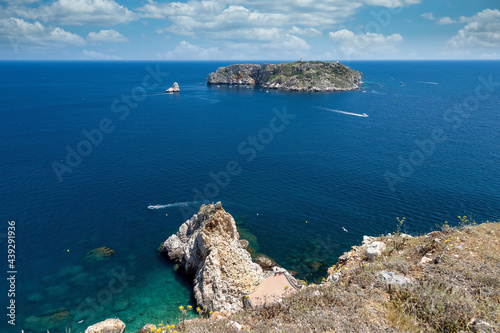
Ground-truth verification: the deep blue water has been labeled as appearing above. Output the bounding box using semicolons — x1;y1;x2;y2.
0;60;499;332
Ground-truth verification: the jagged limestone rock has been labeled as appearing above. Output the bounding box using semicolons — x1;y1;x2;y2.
84;318;125;333
166;82;180;93
207;61;362;92
163;202;264;313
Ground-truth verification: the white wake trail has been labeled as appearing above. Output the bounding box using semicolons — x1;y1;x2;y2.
418;81;438;85
148;201;200;210
316;106;368;118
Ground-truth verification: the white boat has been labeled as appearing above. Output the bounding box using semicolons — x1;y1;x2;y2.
148;204;162;209
362;113;369;117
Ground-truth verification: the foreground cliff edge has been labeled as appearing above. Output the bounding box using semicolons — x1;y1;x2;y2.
84;211;498;333
207;61;362;92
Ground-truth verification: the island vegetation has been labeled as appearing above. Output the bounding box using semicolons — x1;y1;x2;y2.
206;61;362;92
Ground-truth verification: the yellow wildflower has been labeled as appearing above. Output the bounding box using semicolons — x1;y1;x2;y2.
188;305;192;309
178;306;184;310
156;329;161;333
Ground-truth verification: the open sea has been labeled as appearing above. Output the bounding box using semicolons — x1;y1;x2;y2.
0;60;499;332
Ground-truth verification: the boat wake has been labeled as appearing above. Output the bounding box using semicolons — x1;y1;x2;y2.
418;81;438;85
316;106;368;118
148;201;200;210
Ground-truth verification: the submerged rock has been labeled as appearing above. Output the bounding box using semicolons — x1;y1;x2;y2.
24;308;73;332
166;82;180;93
163;202;264;313
27;291;43;302
84;318;125;333
84;247;115;263
112;297;130;312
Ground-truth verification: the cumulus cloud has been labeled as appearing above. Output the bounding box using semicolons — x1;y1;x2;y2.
446;9;500;49
83;49;120;60
329;29;403;58
421;12;436;21
437;17;457;25
11;0;137;26
87;29;127;43
158;40;222;60
0;17;85;47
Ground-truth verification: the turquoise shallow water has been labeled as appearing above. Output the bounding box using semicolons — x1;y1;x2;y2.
0;60;499;332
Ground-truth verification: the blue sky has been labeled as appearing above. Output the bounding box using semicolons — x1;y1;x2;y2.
0;0;498;60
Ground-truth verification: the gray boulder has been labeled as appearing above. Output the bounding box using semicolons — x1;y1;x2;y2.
379;271;411;286
366;241;386;260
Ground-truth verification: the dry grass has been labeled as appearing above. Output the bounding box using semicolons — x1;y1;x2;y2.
179;221;500;332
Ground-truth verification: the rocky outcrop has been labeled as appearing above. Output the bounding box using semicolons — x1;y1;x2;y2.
207;61;362;92
84;318;125;333
366;241;386;260
166;82;180;93
163;202;264;313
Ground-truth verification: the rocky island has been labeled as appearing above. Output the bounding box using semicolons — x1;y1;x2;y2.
207;61;362;92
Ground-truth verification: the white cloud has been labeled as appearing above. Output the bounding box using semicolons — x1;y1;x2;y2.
138;0;367;39
12;0;137;26
289;26;322;37
363;0;420;8
87;29;127;43
421;12;436;21
83;49;120;60
437;17;457;25
0;17;85;47
158;40;222;60
446;9;500;49
329;29;403;58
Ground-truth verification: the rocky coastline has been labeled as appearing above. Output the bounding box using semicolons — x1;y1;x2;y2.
80;213;498;333
207;61;362;92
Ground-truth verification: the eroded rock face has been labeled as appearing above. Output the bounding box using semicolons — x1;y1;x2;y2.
84;318;125;333
163;202;264;313
207;64;261;85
